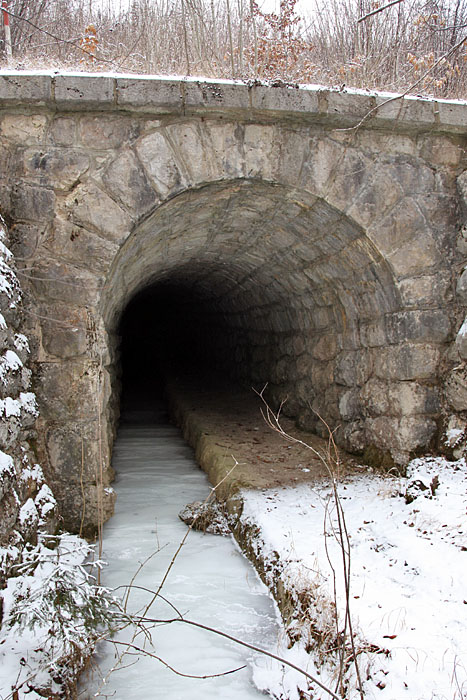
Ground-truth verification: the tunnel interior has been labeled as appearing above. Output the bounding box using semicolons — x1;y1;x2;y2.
105;179;404;458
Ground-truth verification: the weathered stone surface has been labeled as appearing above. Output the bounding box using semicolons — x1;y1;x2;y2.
102;149;158;214
456;268;467;303
398;273;452;308
1;113;47;144
44;217;119;274
78;115;139;150
455;317;467;360
116;77;183;111
47;116;77;146
388;382;440;416
446;366;467;411
36;360;98;422
45;422;114;534
0;74;51;104
136;130;186;196
54;75;114;108
21;147;89;191
10;183;55;221
39;304;88;359
374;344;440;381
456;171;467;218
64;183;132;243
30;258;101;306
385;310;452;345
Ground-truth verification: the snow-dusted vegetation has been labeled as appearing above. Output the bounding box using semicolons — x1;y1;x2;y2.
0;222;116;699
4;0;467;99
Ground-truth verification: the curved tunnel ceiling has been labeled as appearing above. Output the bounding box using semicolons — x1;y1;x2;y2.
102;179;400;338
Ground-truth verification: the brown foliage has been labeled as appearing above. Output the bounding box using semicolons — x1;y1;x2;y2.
3;0;467;98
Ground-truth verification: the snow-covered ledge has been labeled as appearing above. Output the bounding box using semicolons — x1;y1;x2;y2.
0;70;465;132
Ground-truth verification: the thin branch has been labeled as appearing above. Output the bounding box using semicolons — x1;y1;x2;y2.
358;0;404;23
110;639;247;679
133;615;342;700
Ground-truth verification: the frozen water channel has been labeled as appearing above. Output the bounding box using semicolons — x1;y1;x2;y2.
82;401;280;699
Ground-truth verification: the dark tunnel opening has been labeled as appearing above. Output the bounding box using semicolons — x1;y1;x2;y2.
117;280;253;413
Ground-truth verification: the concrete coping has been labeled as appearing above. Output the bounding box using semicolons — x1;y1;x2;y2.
0;70;466;133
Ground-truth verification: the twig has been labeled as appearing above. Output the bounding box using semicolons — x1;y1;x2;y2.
358;0;404;23
110;639;247;679
133;615;342;699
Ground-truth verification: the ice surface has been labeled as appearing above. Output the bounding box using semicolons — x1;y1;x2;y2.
81;404;281;700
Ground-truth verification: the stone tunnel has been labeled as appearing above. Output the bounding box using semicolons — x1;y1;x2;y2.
0;73;466;534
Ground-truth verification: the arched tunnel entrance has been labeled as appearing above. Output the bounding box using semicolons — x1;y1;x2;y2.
103;179;411;472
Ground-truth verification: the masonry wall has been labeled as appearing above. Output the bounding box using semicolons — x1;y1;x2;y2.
0;73;465;533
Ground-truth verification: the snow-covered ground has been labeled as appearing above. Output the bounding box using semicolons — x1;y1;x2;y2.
1;405;466;700
243;455;467;700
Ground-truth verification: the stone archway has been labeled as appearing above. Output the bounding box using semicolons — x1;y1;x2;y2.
1;87;460;534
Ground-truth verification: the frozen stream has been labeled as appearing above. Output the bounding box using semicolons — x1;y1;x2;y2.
81;401;280;699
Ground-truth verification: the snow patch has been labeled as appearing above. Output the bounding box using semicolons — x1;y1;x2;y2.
241;455;467;699
0;449;15;476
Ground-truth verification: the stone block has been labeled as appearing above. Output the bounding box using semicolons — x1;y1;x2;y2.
374;343;440;381
339;388;361;421
202;122;245;180
335;350;371;387
46;422;115;533
457;171;467;220
36;360;98;422
185;80;250;112
374;94;436;130
386;235;439;277
10;183;55;222
399;415;437;451
327;150;374;214
311;334;338;361
39;303;87;359
455;317;467;360
457;269;467;303
325;90;375;123
1;113;47;144
43;217;118;275
78;115;139;150
0;73;51;104
300;136;345;198
54;75;114;109
116;77;183;112
359;320;387;348
244;124;278;180
251;84;319;116
47;116;77;146
360;379;391;416
166;122;214;185
399;273;452;308
21;147;89;191
445;365;467;411
434;100;467;133
31;258;102;306
347;167;402;229
388;382;440;416
418;134;462;167
385;310;452;345
102;149;158;214
64;183;132;244
136;130;186;197
9;222;44;260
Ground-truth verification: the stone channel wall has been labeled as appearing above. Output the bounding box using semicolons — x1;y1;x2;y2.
0;72;465;533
